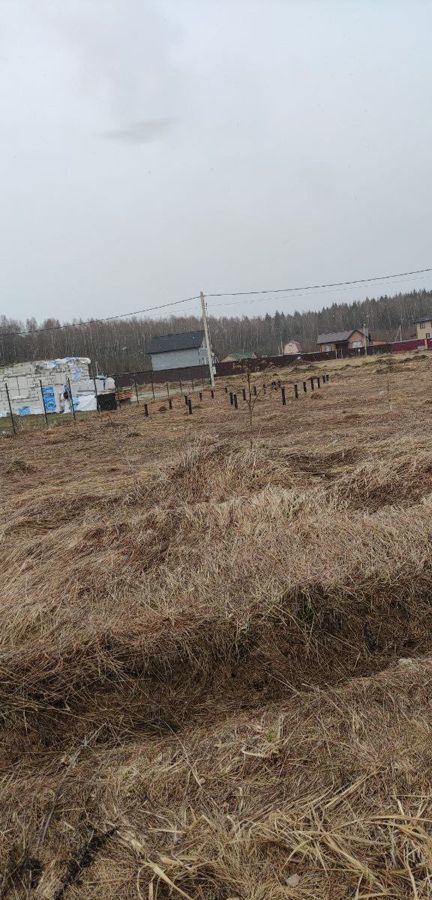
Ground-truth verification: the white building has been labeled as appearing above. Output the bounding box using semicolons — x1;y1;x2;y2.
0;358;114;417
148;331;210;372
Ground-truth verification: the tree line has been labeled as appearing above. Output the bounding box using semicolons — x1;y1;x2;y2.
1;287;431;375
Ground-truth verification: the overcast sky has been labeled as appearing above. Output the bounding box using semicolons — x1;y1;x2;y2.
1;0;432;326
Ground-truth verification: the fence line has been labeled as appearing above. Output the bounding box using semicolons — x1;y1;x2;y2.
1;367;334;437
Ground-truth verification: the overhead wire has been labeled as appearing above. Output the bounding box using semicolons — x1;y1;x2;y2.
2;265;432;337
1;295;200;337
206;270;432;311
205;266;432;299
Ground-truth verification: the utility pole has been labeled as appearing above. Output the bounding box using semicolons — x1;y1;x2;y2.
200;291;215;388
363;321;368;356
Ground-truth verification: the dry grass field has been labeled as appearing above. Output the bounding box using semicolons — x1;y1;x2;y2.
2;352;432;899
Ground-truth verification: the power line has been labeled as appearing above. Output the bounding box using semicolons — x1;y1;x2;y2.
206;266;432;299
2;264;432;339
207;270;432;311
1;295;200;337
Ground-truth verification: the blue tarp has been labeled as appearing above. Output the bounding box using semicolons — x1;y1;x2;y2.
41;385;56;413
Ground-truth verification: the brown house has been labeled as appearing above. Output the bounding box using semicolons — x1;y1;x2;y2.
317;329;370;356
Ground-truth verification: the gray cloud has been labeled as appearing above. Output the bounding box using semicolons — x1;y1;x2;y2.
99;118;175;144
1;0;432;325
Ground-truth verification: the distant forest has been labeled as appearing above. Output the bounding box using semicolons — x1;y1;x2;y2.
1;287;431;375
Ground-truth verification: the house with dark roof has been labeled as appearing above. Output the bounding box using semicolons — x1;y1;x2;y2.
148;330;210;371
317;328;370;356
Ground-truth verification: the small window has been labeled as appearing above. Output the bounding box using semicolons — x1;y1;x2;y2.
427;333;430;339
420;322;426;329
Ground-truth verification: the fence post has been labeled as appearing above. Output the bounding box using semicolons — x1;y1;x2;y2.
199;391;203;401
39;379;49;426
263;383;266;394
144;403;149;417
168;398;173;410
310;377;314;391
229;391;234;406
151;379;155;400
188;398;193;415
234;393;238;409
242;388;246;401
253;385;257;396
317;376;321;388
294;383;299;399
281;386;286;405
5;383;16;435
224;386;228;393
184;394;189;406
67;377;76;422
211;389;215;399
303;381;307;393
134;377;140;404
93;376;100;413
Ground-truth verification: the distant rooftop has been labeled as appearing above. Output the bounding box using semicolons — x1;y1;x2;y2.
149;330;205;355
317;330;354;344
414;315;432;324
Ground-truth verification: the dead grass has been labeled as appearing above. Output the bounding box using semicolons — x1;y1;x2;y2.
2;352;432;897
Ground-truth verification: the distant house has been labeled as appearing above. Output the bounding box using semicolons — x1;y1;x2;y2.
148;330;210;372
221;351;257;363
414;316;432;342
317;329;370;356
282;340;302;355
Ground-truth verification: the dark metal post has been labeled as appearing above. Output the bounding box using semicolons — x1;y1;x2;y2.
242;388;246;401
234;393;238;409
211;389;215;399
39;380;49;426
168;398;173;410
317;376;321;388
93;376;100;413
303;381;307;393
263;383;266;394
184;394;189;406
294;383;299;399
310;377;314;391
134;377;139;404
281;386;286;405
199;391;203;401
5;383;16;434
229;391;234;405
67;377;76;422
188;398;193;415
224;386;228;393
144;403;149;417
253;385;257;396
